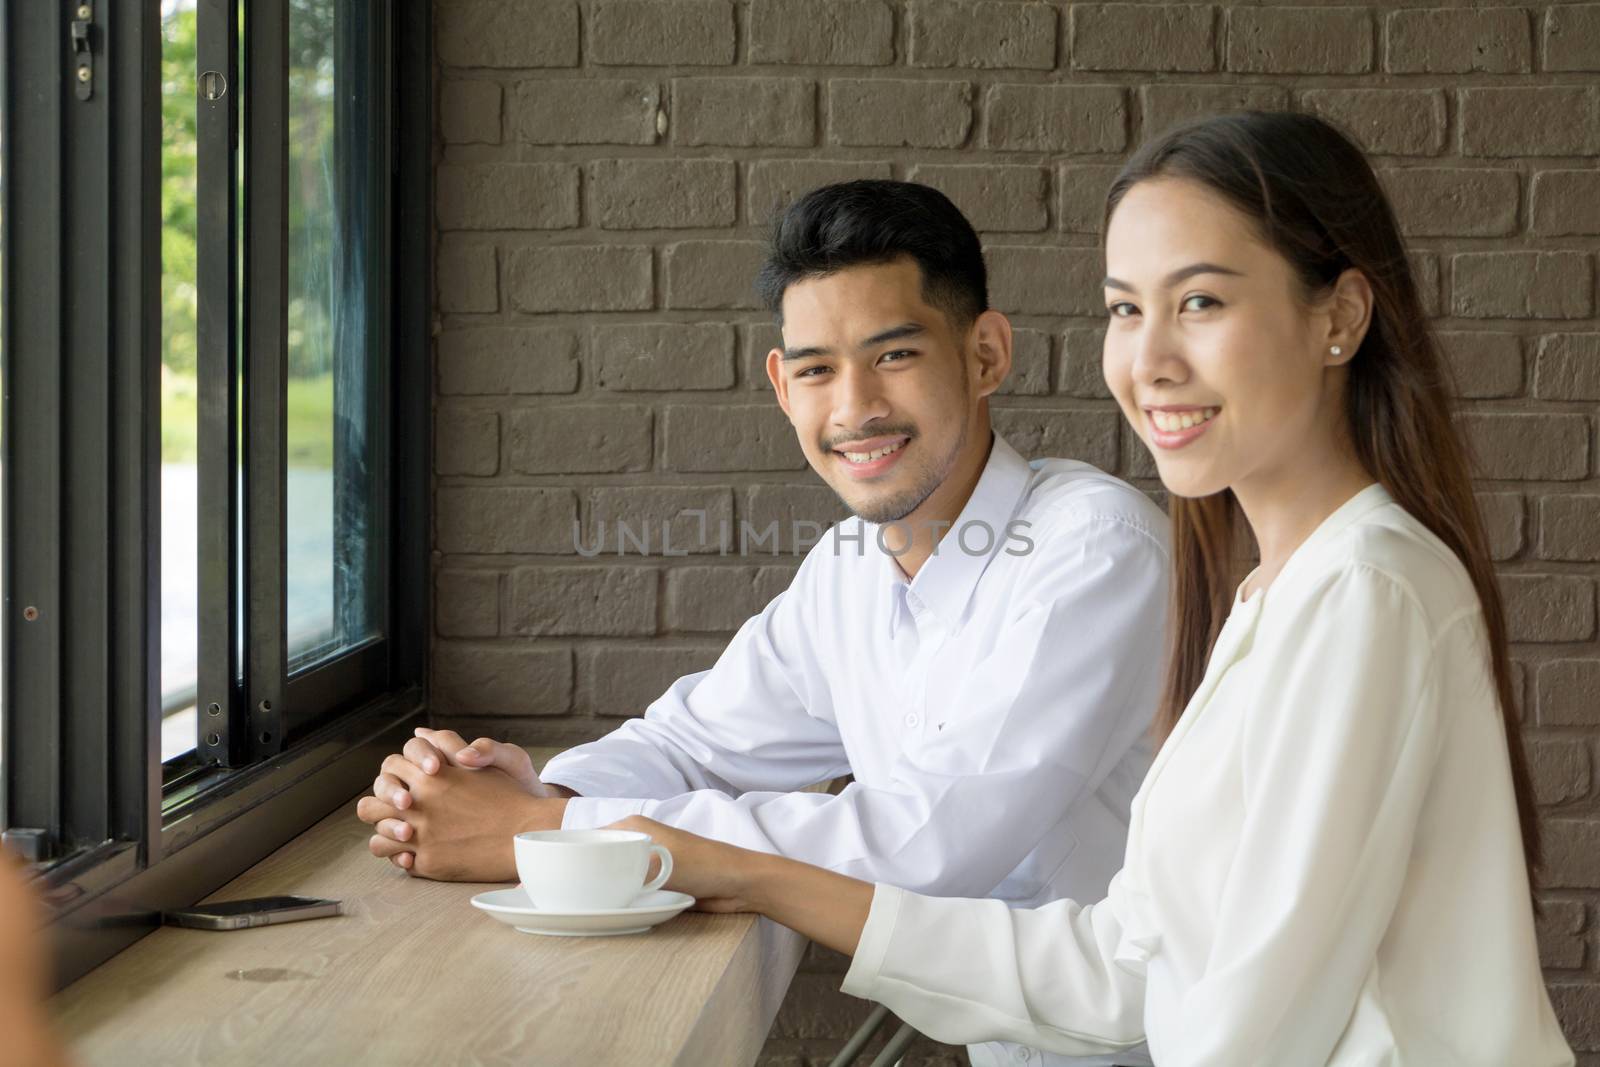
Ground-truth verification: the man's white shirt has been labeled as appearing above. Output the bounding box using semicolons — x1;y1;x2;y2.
542;432;1169;1067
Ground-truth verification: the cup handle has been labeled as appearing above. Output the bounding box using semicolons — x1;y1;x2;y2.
642;844;673;894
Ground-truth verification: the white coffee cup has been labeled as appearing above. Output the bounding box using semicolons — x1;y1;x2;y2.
513;829;673;911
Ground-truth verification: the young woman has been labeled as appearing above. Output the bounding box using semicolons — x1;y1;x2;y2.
611;111;1576;1066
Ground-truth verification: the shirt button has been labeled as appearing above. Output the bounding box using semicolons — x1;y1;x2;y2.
1011;1048;1031;1063
905;713;920;728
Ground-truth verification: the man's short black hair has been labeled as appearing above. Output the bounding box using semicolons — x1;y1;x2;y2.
754;179;989;329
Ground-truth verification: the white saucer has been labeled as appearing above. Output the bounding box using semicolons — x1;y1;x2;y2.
470;887;696;937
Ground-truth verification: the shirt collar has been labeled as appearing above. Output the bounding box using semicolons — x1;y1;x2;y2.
875;431;1035;630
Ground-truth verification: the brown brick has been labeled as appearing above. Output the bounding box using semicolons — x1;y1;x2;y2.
586;486;735;556
1544;4;1600;71
505;405;653;474
1529;738;1593;806
1384;8;1531;73
1071;3;1216;72
592;322;736;391
436;164;579;231
828;79;973;148
803;942;852;973
662;405;806;472
665;565;793;631
740;483;851;552
748;0;895;65
577;644;724;717
1460;88;1600;158
742;483;857;550
437;0;578;67
1381;168;1518;238
991;408;1119;471
1549;982;1600;1051
662;241;767;310
435;570;501;638
1056;163;1120;235
589;158;736;230
746;160;895;224
909;1;1057;70
772;973;880;1039
440;80;502;144
989;247;1103;316
438;239;498;314
1476;492;1524;561
1459;413;1590;481
432;643;573;717
507;566;658;636
1437;331;1523;399
996;329;1051;397
1544;819;1600;889
744;322;784;391
1540;496;1600;563
512;79;660;146
507;245;653;314
1451;253;1594;320
1511;659;1529;722
1119;427;1156;480
1059;326;1111;399
1298;89;1447;157
436;406;500;477
1410;252;1440;318
1139;84;1287;137
1531;171;1600;237
1225;7;1372;74
673;79;814;147
1501;574;1596;643
907;164;1048;233
1535;334;1600;401
436;487;577;555
1535;900;1587;970
589;0;735;66
1539;660;1600;727
438;327;581;396
984;84;1127;153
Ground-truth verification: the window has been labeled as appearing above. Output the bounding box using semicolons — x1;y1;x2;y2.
1;2;430;986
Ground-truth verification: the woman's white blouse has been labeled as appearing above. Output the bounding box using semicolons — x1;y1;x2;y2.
842;485;1574;1066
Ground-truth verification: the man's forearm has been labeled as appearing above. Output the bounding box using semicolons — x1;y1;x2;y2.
516;795;570;833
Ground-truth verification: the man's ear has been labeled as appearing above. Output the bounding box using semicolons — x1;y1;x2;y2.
970;309;1013;399
765;347;793;418
1323;267;1373;368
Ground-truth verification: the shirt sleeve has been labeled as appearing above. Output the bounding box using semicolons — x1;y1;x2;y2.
840;871;1149;1056
557;513;1169;896
541;545;853;828
1161;563;1448;1066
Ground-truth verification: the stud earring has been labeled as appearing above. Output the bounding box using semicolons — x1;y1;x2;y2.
1330;345;1343;356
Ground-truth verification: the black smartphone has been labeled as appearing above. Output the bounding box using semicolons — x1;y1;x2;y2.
163;895;342;931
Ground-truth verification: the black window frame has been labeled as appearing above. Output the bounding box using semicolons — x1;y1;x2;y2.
1;0;431;988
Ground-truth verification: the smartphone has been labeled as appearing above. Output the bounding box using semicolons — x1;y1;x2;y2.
163;895;342;931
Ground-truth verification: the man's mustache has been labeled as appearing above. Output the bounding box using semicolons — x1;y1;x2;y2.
821;427;918;451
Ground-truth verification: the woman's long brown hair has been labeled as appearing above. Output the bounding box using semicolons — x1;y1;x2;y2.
1104;111;1542;890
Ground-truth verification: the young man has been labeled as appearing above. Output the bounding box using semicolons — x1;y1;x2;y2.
359;181;1167;1067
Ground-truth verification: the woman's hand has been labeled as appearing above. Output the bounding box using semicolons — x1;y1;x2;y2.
609;815;769;913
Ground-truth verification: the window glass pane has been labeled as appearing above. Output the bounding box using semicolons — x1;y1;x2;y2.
160;0;199;762
286;0;386;672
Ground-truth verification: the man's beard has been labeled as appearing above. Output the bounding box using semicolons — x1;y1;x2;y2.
836;416;968;525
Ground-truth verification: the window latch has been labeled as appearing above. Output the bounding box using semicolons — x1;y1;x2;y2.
70;2;94;101
1;828;54;863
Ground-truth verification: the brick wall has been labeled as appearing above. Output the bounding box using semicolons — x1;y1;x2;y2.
429;2;1600;1062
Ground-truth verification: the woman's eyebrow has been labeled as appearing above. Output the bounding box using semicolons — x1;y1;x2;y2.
1103;262;1246;292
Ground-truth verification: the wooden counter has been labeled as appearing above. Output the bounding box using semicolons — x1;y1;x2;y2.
51;763;811;1066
